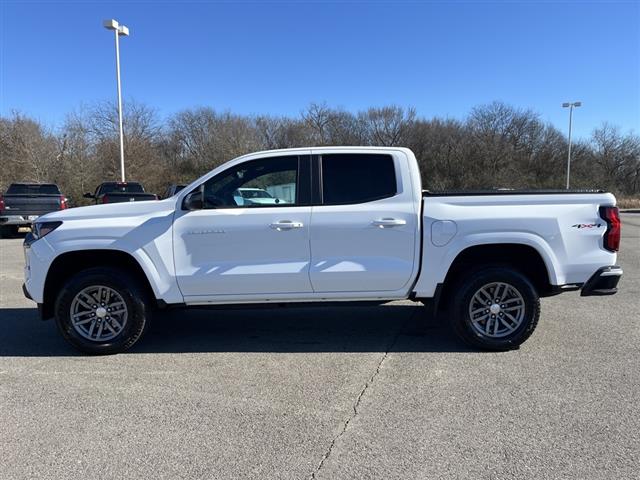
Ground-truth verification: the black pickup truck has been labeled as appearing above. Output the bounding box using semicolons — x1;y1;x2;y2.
0;183;69;237
84;182;158;204
162;183;187;199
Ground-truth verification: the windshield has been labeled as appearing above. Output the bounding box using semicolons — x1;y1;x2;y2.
240;189;272;199
6;184;61;195
100;183;144;194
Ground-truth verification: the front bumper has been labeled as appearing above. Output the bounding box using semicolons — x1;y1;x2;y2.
581;266;623;296
22;283;32;300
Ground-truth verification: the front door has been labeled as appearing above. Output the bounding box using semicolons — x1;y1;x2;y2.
173;154;313;299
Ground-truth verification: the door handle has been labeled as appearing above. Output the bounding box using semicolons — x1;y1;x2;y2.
270;220;304;231
372;218;407;228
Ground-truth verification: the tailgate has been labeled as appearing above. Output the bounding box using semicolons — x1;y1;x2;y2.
2;195;62;216
103;193;157;203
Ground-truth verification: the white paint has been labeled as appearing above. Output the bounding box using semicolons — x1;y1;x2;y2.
24;147;618;307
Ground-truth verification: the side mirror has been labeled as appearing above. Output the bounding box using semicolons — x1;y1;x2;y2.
83;192;94;199
183;191;203;210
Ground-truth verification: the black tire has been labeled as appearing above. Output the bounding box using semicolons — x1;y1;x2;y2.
54;267;151;354
0;225;17;238
449;266;540;351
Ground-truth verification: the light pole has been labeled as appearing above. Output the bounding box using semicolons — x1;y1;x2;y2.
103;19;130;182
562;101;581;189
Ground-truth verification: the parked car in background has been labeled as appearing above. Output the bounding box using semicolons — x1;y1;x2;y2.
163;184;186;198
233;187;289;205
23;147;622;354
84;182;158;204
0;183;68;237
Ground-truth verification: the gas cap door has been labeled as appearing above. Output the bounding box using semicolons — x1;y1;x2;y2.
431;220;457;247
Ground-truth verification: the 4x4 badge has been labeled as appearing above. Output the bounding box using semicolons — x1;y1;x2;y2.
572;223;603;229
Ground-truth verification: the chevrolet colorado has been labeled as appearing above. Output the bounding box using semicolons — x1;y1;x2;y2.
22;147;623;354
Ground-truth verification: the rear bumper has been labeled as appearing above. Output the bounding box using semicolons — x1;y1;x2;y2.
581;266;623;296
0;215;34;226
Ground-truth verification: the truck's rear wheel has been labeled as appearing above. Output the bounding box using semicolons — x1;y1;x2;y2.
450;267;540;350
0;225;17;238
54;267;151;354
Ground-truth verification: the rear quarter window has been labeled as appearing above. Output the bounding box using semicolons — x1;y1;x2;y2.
321;154;397;205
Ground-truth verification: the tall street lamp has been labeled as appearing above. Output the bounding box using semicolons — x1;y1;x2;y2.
103;19;130;182
562;101;581;189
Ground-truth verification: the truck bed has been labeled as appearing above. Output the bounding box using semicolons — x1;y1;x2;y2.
423;189;605;196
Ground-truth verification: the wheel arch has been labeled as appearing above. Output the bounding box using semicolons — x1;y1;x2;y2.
438;243;553;311
42;249;158;320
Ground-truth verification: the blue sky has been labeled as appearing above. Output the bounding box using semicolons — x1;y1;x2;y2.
1;0;638;138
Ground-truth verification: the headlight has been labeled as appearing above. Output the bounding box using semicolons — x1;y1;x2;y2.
32;221;62;240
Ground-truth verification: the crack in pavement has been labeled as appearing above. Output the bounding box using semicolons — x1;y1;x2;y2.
307;305;419;480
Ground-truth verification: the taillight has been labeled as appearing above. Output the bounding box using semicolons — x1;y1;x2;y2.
60;195;68;209
599;206;621;252
0;195;4;213
102;195;109;204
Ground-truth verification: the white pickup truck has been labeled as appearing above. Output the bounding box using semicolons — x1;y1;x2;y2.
22;147;623;354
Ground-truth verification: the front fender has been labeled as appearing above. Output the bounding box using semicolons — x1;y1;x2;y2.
28;210;183;305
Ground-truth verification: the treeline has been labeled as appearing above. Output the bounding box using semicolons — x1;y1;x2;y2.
1;101;639;203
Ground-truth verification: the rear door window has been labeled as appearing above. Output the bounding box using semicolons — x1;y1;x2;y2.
321;154;397;205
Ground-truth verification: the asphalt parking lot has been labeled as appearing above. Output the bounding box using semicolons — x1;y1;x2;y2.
1;215;639;480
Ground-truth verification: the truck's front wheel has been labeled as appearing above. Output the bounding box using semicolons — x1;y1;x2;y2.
54;267;151;354
450;267;540;350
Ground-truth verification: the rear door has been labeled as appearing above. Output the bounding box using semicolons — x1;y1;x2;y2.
309;151;419;293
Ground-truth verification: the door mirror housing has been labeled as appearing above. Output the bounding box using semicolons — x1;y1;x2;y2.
183;191;203;210
83;192;94;199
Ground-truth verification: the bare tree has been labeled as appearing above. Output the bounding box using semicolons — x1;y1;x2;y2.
360;106;416;146
1;101;637;203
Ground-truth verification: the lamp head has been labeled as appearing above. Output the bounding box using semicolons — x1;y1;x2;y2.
103;19;119;30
